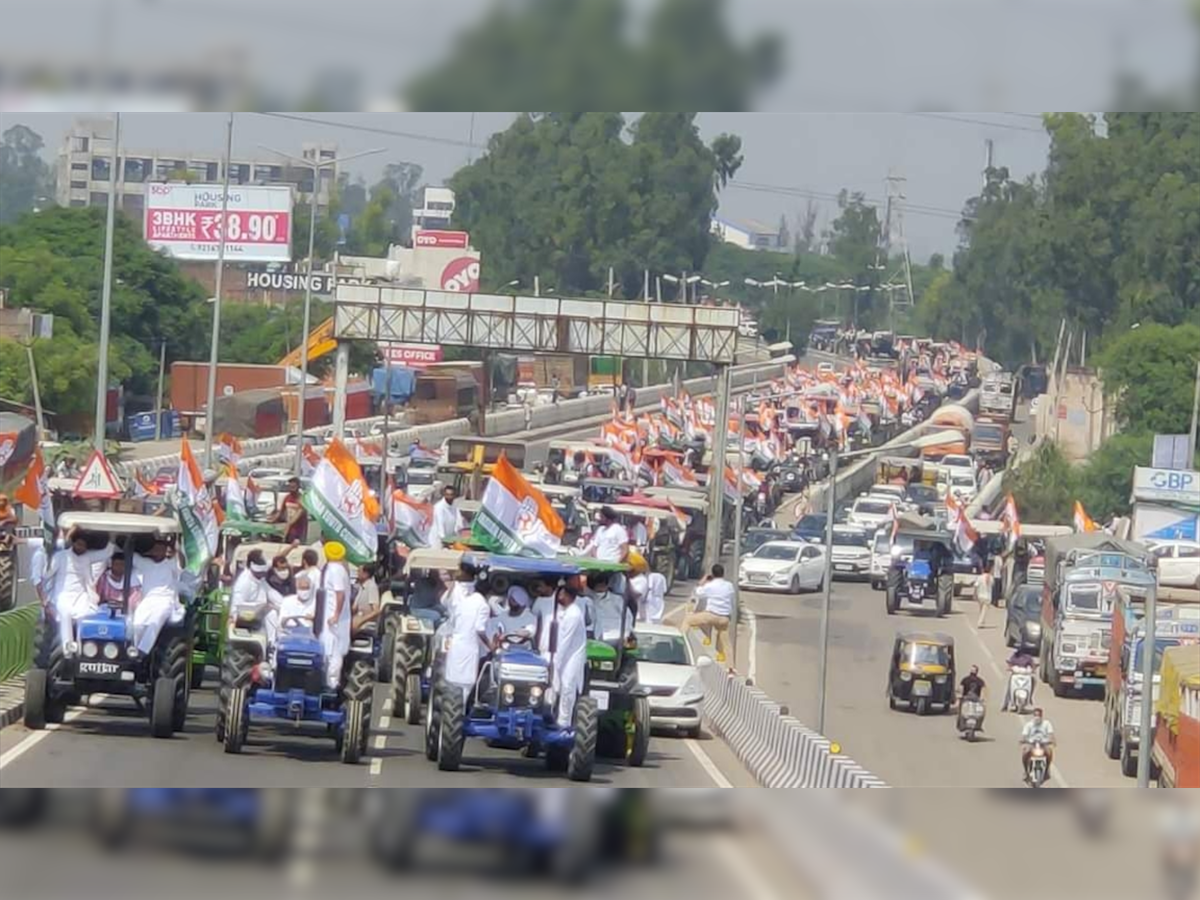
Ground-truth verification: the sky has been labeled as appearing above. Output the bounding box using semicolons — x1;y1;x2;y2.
3;110;1054;260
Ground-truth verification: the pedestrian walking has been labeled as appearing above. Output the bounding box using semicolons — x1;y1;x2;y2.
975;567;993;628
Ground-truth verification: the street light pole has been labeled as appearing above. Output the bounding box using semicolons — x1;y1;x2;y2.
203;112;234;468
1187;360;1200;465
94;112;121;452
816;446;838;734
260;145;384;474
1137;582;1158;788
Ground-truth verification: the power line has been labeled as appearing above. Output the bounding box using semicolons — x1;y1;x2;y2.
252;112;486;151
906;112;1047;134
728;180;971;222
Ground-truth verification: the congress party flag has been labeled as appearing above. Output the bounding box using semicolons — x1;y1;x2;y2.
471;454;564;558
303;438;382;564
176;439;222;574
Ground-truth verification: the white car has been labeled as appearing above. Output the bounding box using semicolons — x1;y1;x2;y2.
947;469;978;502
848;496;895;532
941;453;974;471
634;623;706;737
828;525;873;580
1149;540;1200;589
738;541;826;593
869;484;908;506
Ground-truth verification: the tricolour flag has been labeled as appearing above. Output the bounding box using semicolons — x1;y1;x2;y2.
14;446;54;546
223;463;248;520
470;454;564;558
946;492;979;556
1073;500;1098;533
303;438;381;564
176;439;222;574
216;433;243;466
392;490;433;548
1002;493;1022;553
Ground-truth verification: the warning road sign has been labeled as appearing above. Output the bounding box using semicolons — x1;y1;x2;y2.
73;451;125;499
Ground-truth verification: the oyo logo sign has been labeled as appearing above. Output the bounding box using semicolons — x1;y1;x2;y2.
441;256;481;292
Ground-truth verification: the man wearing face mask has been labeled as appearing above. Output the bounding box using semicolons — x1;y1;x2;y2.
46;526;114;655
488;585;538;649
230;548;283;653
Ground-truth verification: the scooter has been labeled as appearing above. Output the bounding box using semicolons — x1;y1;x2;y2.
957;696;986;742
1026;739;1050;788
1006;666;1034;713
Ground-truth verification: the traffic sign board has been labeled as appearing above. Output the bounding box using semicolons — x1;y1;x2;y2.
73;450;125;499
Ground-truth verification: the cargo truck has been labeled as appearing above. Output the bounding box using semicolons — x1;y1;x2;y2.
1150;645;1200;788
1103;589;1200;777
1040;540;1155;698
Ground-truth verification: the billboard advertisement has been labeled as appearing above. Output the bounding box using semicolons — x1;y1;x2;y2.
440;256;481;292
415;229;470;249
144;183;293;262
380;343;444;367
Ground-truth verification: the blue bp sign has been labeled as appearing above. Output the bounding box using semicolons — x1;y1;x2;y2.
1146;516;1198;542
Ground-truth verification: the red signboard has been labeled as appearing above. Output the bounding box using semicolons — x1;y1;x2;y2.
415;229;470;249
381;344;444;367
440;256;481;292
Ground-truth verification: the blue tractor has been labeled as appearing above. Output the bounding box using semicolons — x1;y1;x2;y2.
23;512;194;738
885;528;955;618
92;789;293;858
219;552;373;763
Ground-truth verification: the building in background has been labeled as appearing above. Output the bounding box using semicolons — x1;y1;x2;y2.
410;185;455;239
711;216;785;251
54;117;337;224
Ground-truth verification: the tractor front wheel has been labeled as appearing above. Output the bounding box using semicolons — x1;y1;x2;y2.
341;700;367;765
567;696;599;783
224;687;248;754
23;668;49;730
936;574;954;617
628;696;651;768
437;689;466;772
150;676;176;738
404;673;422;725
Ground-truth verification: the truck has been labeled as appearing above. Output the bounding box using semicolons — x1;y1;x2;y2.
1103;590;1200;777
1040;539;1155;698
970;415;1010;469
979;371;1016;420
1150;644;1200;787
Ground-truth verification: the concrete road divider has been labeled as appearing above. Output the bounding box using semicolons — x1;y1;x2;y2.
698;660;888;787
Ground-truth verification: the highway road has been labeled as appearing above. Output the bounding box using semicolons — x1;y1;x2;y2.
722;403;1133;789
0;414;760;790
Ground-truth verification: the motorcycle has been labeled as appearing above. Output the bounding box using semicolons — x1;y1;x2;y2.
957;696;986;742
1006;666;1034;713
1026;739;1050;788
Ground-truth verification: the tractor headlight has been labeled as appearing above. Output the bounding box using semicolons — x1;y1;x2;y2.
530;685;544;702
935;675;947;684
103;642;120;660
82;641;99;659
900;671;912;681
502;683;516;704
127;647;139;659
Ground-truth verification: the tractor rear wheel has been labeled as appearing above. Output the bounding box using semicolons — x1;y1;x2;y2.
224;687;248;754
628;696;651;768
437;689;465;772
0;547;17;613
567;696;599;783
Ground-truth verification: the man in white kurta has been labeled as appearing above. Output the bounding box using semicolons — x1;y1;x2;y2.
487;585;538;647
230;550;282;650
444;569;490;703
321;542;353;691
549;586;588;728
47;530;114;652
131;539;183;656
642;571;668;624
431;486;465;546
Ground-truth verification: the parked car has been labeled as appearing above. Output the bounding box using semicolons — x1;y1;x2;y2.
634;624;706;738
741;527;791;558
941;453;974;472
848;496;895;533
1004;584;1044;652
738;541;826;594
1148;540;1200;589
904;483;939;515
827;526;872;580
947;469;978;502
791;513;828;543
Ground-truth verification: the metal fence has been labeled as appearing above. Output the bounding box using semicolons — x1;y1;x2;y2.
0;604;39;683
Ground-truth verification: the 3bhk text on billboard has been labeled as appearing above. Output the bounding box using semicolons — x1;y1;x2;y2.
144;183;293;263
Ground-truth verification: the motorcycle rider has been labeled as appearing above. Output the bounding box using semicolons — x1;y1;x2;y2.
1020;707;1056;782
959;664;987;703
1004;649;1037;710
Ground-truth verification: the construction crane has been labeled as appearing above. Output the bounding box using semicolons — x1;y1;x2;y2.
277;317;338;369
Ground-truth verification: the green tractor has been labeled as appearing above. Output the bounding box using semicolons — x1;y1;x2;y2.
585;637;652;767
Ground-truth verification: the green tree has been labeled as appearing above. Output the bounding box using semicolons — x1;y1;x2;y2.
0;125;54;223
1076;432;1155;521
1094;322;1200;434
449;112;738;298
1004;442;1078;526
401;0;781;112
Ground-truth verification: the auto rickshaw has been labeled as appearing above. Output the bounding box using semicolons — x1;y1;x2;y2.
886;631;956;716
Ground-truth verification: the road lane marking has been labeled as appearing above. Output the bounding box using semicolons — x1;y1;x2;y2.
382;698;393;714
683;737;733;788
960;601;1071;788
0;693;111;771
369;757;382;776
378;714;390;729
374;734;387;750
712;831;778;900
